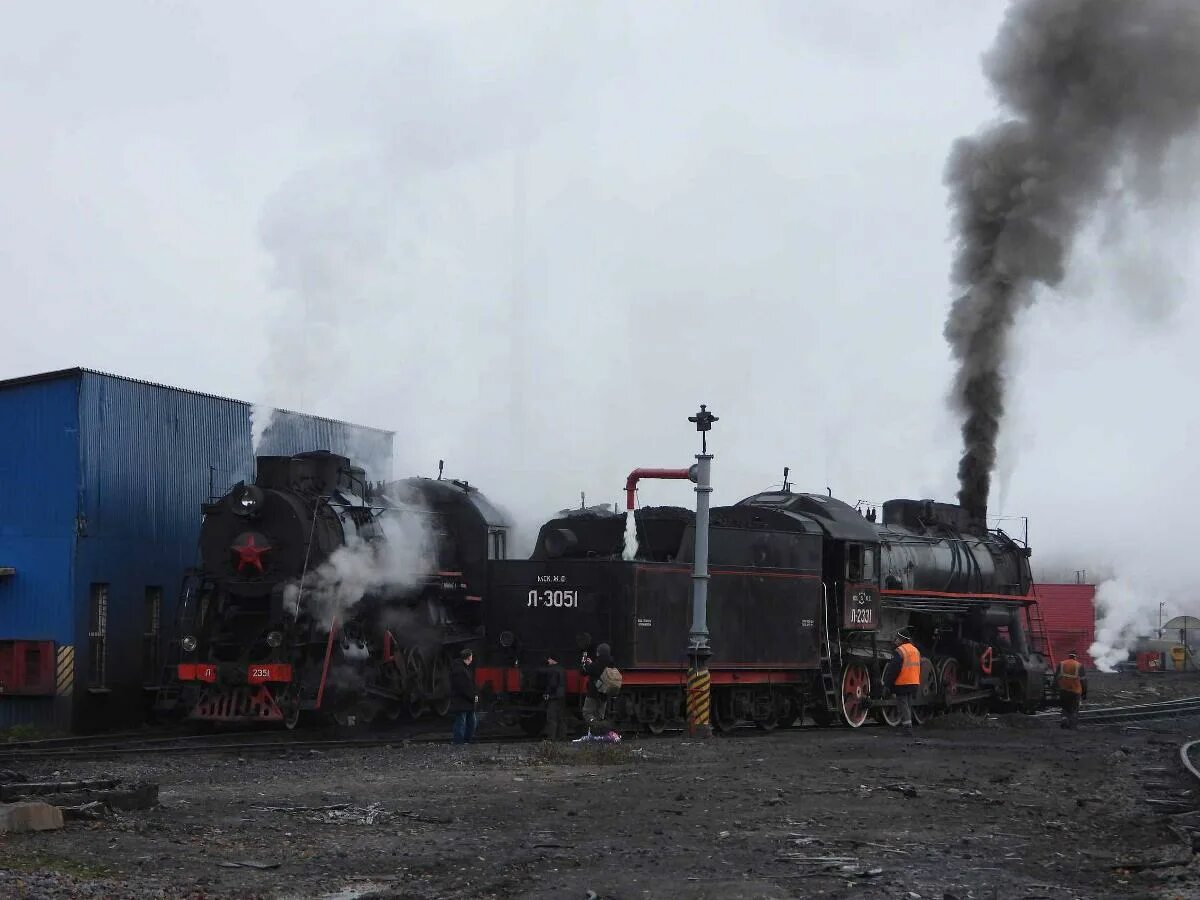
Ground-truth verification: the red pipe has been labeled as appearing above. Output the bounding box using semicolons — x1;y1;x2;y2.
625;467;692;510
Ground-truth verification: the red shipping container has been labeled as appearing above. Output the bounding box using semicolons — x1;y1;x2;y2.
1033;583;1096;667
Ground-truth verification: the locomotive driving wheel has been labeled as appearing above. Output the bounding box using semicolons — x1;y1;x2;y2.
840;662;871;728
429;653;451;718
405;649;427;719
380;656;405;721
936;657;960;716
911;659;938;726
873;697;900;727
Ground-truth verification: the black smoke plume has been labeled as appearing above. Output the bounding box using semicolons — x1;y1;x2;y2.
945;0;1200;522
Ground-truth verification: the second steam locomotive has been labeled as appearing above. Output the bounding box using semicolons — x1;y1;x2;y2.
166;451;509;727
476;486;1051;733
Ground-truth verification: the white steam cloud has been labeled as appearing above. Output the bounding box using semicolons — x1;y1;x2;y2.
284;505;434;629
1088;578;1156;671
250;403;275;455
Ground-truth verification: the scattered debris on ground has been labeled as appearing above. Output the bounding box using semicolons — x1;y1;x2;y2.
1;672;1199;898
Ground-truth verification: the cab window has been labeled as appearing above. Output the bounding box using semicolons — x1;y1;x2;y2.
847;544;877;582
847;544;863;581
488;530;507;560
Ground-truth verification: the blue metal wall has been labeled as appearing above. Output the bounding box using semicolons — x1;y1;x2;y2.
72;371;392;728
0;375;79;729
0;368;393;731
0;375;79;645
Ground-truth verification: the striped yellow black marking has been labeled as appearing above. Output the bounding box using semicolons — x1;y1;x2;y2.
686;668;712;725
56;645;75;696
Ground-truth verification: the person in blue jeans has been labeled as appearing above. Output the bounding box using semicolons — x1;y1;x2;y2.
450;648;478;744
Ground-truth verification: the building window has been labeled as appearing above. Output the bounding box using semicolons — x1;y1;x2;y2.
88;583;108;688
143;586;162;685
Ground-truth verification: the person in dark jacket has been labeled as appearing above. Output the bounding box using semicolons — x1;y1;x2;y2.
883;631;921;737
580;642;613;733
543;655;566;741
449;648;478;745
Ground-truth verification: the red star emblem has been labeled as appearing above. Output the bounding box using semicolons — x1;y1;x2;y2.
232;534;271;574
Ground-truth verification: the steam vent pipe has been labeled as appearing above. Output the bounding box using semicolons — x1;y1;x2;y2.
624;467;694;510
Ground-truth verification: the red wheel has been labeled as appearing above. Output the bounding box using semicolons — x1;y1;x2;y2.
840;663;871;728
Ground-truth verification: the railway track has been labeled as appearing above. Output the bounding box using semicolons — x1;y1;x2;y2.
1181;738;1200;782
1077;696;1200;724
0;725;545;761
18;694;1200;760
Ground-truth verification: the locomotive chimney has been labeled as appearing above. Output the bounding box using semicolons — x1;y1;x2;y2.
967;498;987;533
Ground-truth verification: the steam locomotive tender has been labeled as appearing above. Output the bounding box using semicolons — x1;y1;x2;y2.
476;489;1050;733
167;451;509;727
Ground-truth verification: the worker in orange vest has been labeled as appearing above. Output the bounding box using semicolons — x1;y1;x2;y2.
888;631;922;736
1056;651;1087;729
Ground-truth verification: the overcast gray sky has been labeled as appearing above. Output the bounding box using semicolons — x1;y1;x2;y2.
4;2;1199;610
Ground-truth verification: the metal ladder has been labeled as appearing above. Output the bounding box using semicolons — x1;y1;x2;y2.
1025;598;1059;705
818;583;841;714
1026;600;1056;667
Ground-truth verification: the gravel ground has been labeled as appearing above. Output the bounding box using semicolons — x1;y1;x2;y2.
4;674;1200;899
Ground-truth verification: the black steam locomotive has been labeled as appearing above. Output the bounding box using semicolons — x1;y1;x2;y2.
164;451;509;727
475;487;1051;733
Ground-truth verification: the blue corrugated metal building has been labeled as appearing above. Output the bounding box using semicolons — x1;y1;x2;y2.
0;368;393;732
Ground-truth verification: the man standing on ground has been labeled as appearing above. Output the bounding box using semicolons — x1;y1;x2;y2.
450;648;478;745
1056;651;1087;729
888;631;921;737
543;655;566;741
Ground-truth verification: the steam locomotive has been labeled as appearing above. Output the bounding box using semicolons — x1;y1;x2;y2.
164;451;509;727
475;487;1052;733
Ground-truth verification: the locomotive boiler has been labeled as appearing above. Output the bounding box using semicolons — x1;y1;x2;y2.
165;451;509;727
475;484;1051;734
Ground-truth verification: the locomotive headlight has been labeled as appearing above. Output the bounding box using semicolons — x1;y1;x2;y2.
499;630;515;648
266;630;284;648
233;485;264;517
181;634;198;652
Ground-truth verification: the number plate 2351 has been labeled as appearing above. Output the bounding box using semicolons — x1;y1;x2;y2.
527;589;578;608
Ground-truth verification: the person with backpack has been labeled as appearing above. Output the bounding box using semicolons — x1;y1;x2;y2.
580;642;620;736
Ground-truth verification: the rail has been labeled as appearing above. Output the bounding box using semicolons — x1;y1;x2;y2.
1181;739;1200;782
1044;695;1200;724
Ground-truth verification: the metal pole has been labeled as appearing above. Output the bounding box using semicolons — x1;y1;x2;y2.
689;452;713;658
686;405;717;738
